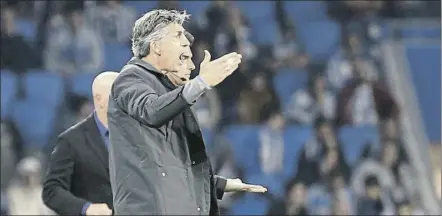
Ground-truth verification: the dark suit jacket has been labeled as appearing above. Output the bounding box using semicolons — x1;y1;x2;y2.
42;114;112;215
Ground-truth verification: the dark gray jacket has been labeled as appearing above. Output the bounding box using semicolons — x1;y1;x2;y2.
108;58;227;215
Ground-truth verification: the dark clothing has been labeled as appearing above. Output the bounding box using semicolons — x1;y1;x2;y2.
0;34;38;73
93;111;109;148
357;197;384;215
108;58;226;215
42;114;112;215
296;138;351;186
267;199;308;215
335;79;399;126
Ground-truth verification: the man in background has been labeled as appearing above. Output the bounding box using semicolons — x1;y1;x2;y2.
42;72;118;215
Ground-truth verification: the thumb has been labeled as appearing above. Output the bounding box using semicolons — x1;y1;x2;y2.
201;50;211;65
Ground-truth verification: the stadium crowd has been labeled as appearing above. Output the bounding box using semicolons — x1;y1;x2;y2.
0;0;440;215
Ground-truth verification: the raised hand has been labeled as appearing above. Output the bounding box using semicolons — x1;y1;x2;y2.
199;50;242;87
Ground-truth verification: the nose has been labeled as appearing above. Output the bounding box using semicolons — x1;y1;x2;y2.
189;60;195;71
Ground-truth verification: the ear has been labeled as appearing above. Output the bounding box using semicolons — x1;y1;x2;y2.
151;40;161;56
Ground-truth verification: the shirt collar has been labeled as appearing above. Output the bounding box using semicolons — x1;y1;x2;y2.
93;111;108;138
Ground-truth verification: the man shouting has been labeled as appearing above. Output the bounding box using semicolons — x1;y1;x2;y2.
108;9;266;215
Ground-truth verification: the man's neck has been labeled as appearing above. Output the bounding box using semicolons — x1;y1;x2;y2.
142;55;162;73
96;111;108;128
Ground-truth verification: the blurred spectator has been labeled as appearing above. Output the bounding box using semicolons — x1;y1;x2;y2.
296;116;350;185
335;56;398;126
306;182;332;215
1;122;18;190
351;138;416;205
194;89;222;130
87;0;136;44
212;5;257;65
237;72;279;124
380;118;400;140
0;7;39;73
203;1;230;49
325;33;375;90
267;179;308;215
7;157;53;215
273;1;309;70
44;7;103;74
259;112;285;175
356;175;395;215
395;198;425;216
285;72;336;124
331;174;355;215
382;1;441;18
327;1;384;25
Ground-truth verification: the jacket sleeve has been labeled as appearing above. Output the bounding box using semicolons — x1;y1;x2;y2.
214;175;227;200
42;137;89;215
112;71;191;128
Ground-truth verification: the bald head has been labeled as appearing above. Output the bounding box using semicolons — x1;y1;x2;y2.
92;72;119;127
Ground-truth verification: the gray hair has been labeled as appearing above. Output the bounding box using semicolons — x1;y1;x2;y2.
131;9;190;58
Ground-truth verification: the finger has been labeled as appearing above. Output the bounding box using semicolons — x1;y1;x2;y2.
201;50;211;65
242;184;267;193
213;52;239;64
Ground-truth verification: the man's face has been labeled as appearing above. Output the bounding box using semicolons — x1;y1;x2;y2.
314;76;326;94
317;123;332;141
367;185;380;199
157;23;195;85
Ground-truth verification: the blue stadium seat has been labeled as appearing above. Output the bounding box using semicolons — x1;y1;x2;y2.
229;193;270;215
234;1;274;21
282;126;313;181
123;1;158;16
1;70;19;120
298;20;341;62
251;19;280;45
15;19;36;42
223;125;260;174
103;43;132;72
405;43;441;142
338;126;379;166
11;100;57;148
70;73;96;99
23;72;65;107
273;69;308;104
400;27;441;39
285;1;328;27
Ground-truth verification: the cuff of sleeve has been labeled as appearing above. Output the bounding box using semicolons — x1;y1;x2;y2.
182;76;210;104
215;175;227;200
195;75;211;90
81;202;91;215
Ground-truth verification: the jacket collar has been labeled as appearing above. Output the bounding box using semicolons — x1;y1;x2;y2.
127;57;178;90
83;114;109;174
